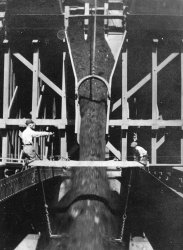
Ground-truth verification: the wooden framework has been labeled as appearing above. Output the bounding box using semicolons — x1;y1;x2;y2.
0;2;183;167
108;38;183;165
1;39;68;163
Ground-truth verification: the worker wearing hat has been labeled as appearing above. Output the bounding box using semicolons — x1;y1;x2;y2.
130;141;148;165
22;119;54;162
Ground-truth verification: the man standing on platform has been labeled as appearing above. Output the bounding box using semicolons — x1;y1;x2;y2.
22;119;54;163
130;141;148;166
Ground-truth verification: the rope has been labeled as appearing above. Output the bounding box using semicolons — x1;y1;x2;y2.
91;0;97;75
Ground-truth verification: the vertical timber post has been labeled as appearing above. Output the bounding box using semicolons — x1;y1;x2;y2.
60;52;67;158
2;40;10;163
9;58;13;108
32;40;39;120
151;39;158;165
181;40;183;164
121;40;128;161
32;40;39;153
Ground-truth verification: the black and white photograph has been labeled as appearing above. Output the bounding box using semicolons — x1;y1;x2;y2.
0;0;183;249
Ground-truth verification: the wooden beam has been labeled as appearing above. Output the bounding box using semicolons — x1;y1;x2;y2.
109;119;183;127
112;98;121;112
0;119;66;128
13;53;33;70
121;130;127;161
61;52;67;121
152;39;158;128
53;97;57;119
60;129;68;158
156;135;165;150
181;41;183;165
9;58;13;105
151;132;157;165
3;40;10;119
32;40;39;119
13;53;63;97
36;84;45;118
112;52;179;112
121;42;128;160
104;3;108;31
84;3;89;40
64;6;70;30
15;130;18;159
8;86;18;118
65;32;77;83
151;164;183;167
151;40;158;165
39;71;63;97
181;41;183;123
106;141;121;159
127;73;151;99
128;52;179;99
2;40;11;163
122;42;128;125
1;118;182;128
67;14;123;19
11;129;15;159
30;160;143;168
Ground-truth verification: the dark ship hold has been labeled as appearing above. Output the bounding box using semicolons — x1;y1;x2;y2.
0;0;183;250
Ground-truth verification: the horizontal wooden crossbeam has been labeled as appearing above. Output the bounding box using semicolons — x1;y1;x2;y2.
68;14;123;19
29;160;143;168
0;118;67;128
0;118;182;128
1;161;183;168
109;119;183;127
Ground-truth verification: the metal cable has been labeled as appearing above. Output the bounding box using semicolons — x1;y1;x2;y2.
91;0;97;75
57;0;63;14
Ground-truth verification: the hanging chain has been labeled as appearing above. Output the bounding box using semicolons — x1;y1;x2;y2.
115;169;133;243
40;171;70;239
40;178;53;237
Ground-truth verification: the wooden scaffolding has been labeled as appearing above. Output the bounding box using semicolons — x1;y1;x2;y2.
0;1;183;167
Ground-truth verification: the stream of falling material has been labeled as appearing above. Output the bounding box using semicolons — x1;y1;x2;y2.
39;7;126;250
65;18;124;249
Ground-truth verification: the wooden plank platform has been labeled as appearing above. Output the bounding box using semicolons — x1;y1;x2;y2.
0;160;143;202
29;160;144;168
